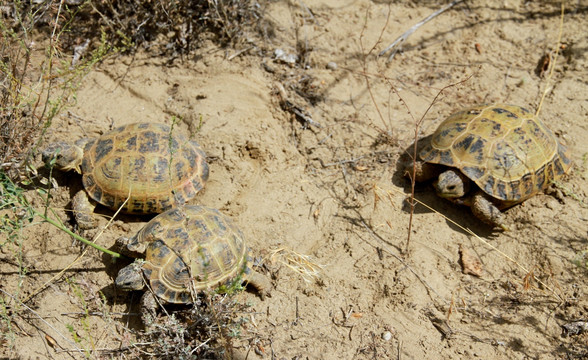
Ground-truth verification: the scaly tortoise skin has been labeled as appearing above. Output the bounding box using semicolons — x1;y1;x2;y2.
414;104;572;230
115;205;271;325
42;123;209;229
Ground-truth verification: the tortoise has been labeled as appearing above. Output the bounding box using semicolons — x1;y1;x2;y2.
115;205;271;326
42;123;209;229
409;104;572;230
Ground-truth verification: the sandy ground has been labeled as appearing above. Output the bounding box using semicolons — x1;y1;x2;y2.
2;0;588;359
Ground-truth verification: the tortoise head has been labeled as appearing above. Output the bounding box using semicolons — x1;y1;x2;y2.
42;141;84;173
434;169;470;199
115;261;145;291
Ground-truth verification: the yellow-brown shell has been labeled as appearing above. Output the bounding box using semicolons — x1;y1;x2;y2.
137;206;248;304
80;123;208;214
420;104;572;203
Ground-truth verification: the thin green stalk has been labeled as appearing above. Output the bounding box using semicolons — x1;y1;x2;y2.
33;208;124;259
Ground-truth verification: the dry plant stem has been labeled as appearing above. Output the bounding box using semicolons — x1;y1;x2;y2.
379;0;465;61
358;4;392;132
357;4;415;135
536;2;564;117
227;46;253;60
406;76;473;253
37;0;65;123
0;288;84;355
189;338;212;355
55;345;150;355
269;247;325;283
357;4;472;252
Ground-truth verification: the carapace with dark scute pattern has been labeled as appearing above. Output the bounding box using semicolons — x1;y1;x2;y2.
407;104;572;230
114;205;271;326
42;123;209;229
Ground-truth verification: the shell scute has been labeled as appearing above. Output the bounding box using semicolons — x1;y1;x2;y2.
125;135;137;150
431;121;468;148
93;138;113;164
520;173;535;197
462;166;486;181
456;134;486;165
139;130;160;153
147;239;171;260
89;186;103;204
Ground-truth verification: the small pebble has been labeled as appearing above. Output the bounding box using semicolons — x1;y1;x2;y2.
326;61;337;70
382;331;392;341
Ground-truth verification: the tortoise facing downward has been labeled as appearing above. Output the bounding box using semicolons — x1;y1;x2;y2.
42;123;209;229
409;104;572;230
115;205;271;326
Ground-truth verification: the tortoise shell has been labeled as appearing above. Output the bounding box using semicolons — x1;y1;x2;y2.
80;123;208;214
419;104;572;204
130;205;248;304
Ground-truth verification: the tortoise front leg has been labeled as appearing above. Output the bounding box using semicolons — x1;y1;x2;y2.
71;190;97;230
470;192;509;231
140;291;159;329
402;158;443;183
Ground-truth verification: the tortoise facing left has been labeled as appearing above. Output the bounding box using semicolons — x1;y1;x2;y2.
408;104;572;230
115;205;271;325
42;123;209;229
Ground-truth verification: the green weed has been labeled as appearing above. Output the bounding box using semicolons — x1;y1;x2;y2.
0;295;16;352
65;278;95;358
572;250;587;269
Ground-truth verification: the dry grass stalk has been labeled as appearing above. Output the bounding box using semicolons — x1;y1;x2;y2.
269;247;325;283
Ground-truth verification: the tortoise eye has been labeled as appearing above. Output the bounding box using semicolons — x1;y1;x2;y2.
447;185;456;191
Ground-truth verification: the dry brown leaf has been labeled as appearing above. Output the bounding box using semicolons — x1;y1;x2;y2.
523;268;535;291
45;334;60;350
459;244;483;277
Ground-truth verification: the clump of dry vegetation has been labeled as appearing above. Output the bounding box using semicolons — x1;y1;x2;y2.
1;5;49;181
3;1;270;58
121;292;256;359
90;0;270;52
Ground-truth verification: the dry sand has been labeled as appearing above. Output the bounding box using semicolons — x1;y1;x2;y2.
2;1;587;359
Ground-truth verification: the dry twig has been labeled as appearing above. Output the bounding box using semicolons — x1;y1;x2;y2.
379;0;465;61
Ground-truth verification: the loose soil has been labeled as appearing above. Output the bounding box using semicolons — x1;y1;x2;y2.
2;1;588;359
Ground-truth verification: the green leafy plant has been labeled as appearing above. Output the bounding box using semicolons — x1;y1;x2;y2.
65;278;95;358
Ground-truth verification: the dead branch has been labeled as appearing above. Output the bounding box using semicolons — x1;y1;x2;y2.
379;0;465;61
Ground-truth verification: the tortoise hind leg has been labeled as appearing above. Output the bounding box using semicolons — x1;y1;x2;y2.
71;190;97;230
243;269;272;300
470;192;509;231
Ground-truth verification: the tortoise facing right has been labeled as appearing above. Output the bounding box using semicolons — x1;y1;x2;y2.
115;205;271;326
409;104;572;230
